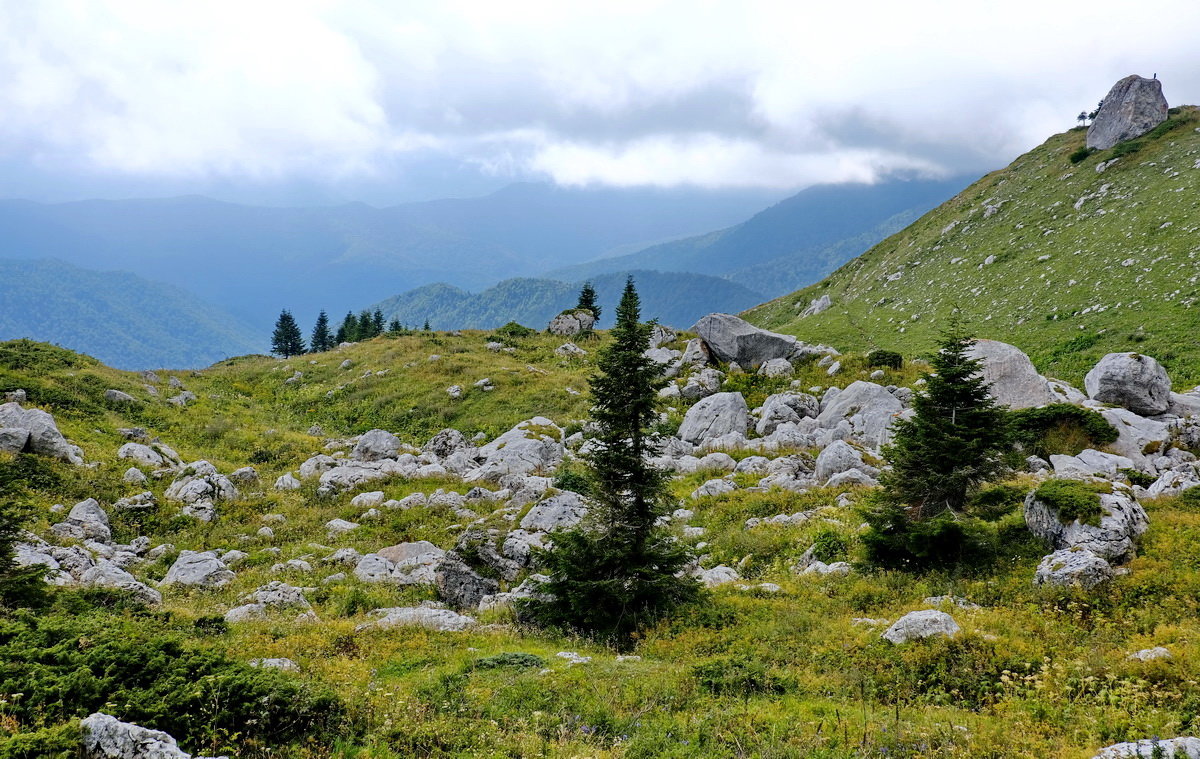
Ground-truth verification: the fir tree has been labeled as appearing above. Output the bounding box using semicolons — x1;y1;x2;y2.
576;281;601;321
357;309;376;338
388;318;403;333
336;311;357;343
271;309;305;357
309;310;332;353
422;319;431;331
0;495;46;608
522;277;699;644
372;309;386;336
881;318;1011;518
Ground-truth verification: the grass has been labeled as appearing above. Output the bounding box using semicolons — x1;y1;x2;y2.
745;105;1200;387
4;335;1200;757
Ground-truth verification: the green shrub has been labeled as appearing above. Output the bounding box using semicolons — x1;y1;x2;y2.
809;528;849;562
1110;140;1143;159
866;349;903;369
1033;479;1107;526
1120;468;1156;488
1068;146;1095;164
492;322;536;339
692;656;792;697
1011;403;1118;457
553;464;594;498
471;652;545;670
858;494;984;570
966;483;1026;521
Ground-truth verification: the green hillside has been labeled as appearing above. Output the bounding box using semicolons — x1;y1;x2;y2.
0;258;263;370
746;107;1200;386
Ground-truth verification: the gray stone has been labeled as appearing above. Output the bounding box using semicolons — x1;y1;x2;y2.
1024;486;1147;561
690;313;802;369
435;553;500;609
424;428;471;459
519;491;589;532
815;440;872;483
815;381;904;450
81;712;214;759
325;518;359;537
680;367;725;400
678;392;749;444
1085;353;1172;416
556;342;588;358
882;609;960;644
548;309;597;336
0;426;30;454
1086;75;1169;151
118;443;168;468
801;294;831;317
1097;407;1170;468
1092;738;1200;758
160;550;235;588
967;339;1058;409
79;560;162;605
758;358;794;377
249;657;300;672
351;429;402;461
104;389;137;404
466;417;564;482
0;402;82;464
360;603;477;632
1034;547;1114;588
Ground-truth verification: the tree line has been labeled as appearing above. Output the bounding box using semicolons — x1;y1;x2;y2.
271;308;431;357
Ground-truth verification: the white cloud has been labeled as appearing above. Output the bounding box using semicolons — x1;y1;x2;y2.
1;0;1198;192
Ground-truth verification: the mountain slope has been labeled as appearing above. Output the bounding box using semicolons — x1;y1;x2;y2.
371;270;766;331
0;184;779;327
745;107;1200;385
0;258;262;369
545;177;972;297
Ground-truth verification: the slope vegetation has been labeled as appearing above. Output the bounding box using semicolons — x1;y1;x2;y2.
0;259;262;369
746;107;1200;385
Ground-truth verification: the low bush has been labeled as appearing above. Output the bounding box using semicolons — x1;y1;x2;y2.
1033;479;1107;526
492;321;536;339
1068;146;1094;164
866;349;903;369
1120;468;1156;488
1011;403;1118;457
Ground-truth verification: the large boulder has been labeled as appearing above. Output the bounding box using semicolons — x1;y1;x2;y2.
0;402;83;464
1024;485;1147;562
678;392;749;445
1034;547;1114;589
882;609;960;644
81;712;211;759
1085;353;1172;416
352;429;402;461
519;491;589;532
359;603;477;632
466;417;564;482
435;553;500;609
1097;407;1171;469
815;381;904;450
50;498;113;543
1092;737;1200;758
548;309;597;336
1086;75;1169;151
815;441;875;484
159;550;235;588
967;339;1058;409
690;313;804;369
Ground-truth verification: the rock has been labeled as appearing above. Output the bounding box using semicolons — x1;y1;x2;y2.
274;473;301;491
882;609;960;644
649;324;676;348
167;391;197;407
0;402;83;464
801;294;832;317
519;491;589;531
360;603;477;632
691;478;737;499
691;313;804;369
325;518;359;537
1085;353;1172;415
117;443;168;468
50;498;112;543
351;429;402;461
815;440;873;483
160;550;235;588
1086;74;1169;151
122;467;148;485
81;712;210;759
555;342;587;358
679;337;711;368
1034;547;1114;588
755;392;819;436
1097;407;1170;469
680;367;725;399
0;426;30;454
435;553;500;609
966;340;1059;409
250;657;300;672
243;580;312;610
229;466;258;484
466;417;564;482
803;561;851;576
678;392;749;445
758;358;794;377
4;389;26;402
695;565;739;587
815;381;904;450
1024;486;1147;561
447;385;463;399
104;389;137;404
350;491;385;508
548;309;597;336
425;428;472;459
1128;646;1172;662
1092;738;1200;758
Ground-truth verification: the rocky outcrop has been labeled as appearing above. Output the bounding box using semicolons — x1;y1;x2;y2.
1086;75;1169;151
967;339;1058;409
690;313;828;369
0;401;83;464
814;381;904;450
1092;737;1200;758
882;609;960;644
1085;353;1172;416
801;294;831;317
1034;547;1114;588
435;553;499;609
677;392;749;445
548;309;597;336
465;417;564;482
1024;486;1147;562
81;712;224;759
359;602;477;632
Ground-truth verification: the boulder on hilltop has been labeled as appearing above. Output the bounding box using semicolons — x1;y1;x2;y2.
1087;75;1168;151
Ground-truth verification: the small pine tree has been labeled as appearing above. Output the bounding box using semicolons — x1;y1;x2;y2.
356;309;376;339
522;277;700;644
271;310;305;357
336;311;357;343
372;309;386;336
422;319;431;332
576;281;601;321
309;310;332;353
388;318;403;333
881;318;1011;519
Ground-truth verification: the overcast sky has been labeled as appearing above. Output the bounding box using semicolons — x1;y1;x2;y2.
1;0;1197;205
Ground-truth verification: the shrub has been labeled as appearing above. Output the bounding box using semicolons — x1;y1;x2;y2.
966;483;1026;521
552;464;594;498
809;528;849;562
1120;468;1156;488
472;652;545;670
492;322;536;339
1033;479;1107;526
692;656;792;697
866;349;903;369
858;494;982;570
1068;146;1095;164
1011;403;1118;457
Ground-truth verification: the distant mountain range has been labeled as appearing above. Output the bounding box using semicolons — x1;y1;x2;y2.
370;270;766;332
546;177;974;298
0;259;261;369
0;183;781;327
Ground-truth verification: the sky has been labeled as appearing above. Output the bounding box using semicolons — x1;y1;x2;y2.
1;0;1197;206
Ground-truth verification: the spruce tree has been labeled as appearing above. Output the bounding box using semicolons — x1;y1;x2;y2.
309;310;332;353
388;318;403;333
0;497;46;608
271;310;305;357
337;312;357;343
576;281;601;321
372;309;386;336
522;277;699;644
357;309;376;338
422;319;431;332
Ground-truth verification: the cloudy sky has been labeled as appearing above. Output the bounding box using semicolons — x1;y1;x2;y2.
1;0;1197;205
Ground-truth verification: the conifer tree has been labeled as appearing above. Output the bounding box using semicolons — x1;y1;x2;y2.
882;318;1011;518
309;310;332;353
422;319;431;331
372;309;386;336
336;311;357;343
271;309;305;357
522;277;699;644
576;281;601;321
0;498;46;608
388;318;403;333
357;309;376;338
